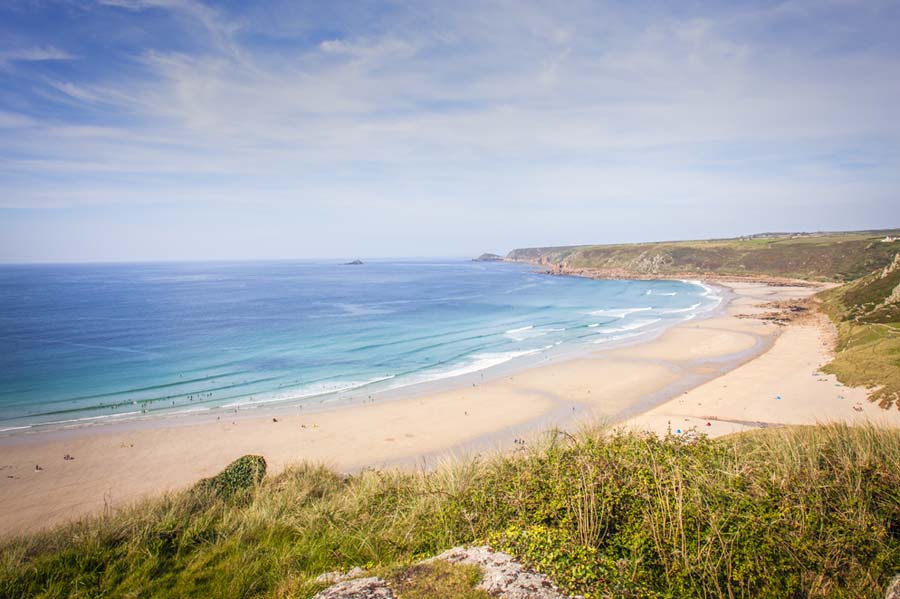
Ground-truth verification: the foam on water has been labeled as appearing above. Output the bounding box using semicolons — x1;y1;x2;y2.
420;349;542;382
222;375;397;408
504;325;541;341
602;318;663;334
589;306;653;318
661;303;701;314
593;331;645;344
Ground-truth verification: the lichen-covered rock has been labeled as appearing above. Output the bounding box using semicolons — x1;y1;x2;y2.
312;577;395;599
194;454;266;499
312;547;575;599
432;546;574;599
315;566;367;585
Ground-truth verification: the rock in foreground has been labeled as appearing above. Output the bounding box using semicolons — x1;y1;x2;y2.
313;577;395;599
312;546;574;599
432;546;573;599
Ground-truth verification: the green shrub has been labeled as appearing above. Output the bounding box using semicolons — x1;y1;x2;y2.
488;525;658;599
195;455;267;500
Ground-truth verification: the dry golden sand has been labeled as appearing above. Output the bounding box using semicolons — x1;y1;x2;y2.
623;281;900;437
1;281;898;537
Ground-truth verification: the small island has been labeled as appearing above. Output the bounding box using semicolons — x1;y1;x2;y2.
344;259;364;265
473;253;504;262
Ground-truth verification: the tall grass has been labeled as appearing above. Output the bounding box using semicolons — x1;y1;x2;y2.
2;424;899;598
818;277;900;409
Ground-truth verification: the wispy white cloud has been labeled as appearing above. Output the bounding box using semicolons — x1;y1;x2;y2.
0;110;38;128
98;0;242;57
0;45;76;64
8;2;900;155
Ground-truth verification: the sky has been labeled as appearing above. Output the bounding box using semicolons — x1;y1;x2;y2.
1;0;899;262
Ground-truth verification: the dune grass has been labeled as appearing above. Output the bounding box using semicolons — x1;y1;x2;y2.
819;264;900;409
821;321;900;408
2;424;899;599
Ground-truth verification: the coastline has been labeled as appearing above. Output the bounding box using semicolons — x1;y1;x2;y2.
0;275;723;440
2;279;898;538
0;268;716;436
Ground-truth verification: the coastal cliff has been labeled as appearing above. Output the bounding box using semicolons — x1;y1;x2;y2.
506;229;900;282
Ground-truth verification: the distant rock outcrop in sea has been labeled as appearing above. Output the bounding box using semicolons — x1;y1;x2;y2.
345;259;364;265
473;253;503;262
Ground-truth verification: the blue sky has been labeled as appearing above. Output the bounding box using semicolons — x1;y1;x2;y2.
1;0;899;262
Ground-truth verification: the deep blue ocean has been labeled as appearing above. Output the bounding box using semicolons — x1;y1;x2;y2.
0;260;720;431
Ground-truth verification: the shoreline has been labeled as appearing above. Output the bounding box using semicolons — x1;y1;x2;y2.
2;279;898;538
0;277;725;443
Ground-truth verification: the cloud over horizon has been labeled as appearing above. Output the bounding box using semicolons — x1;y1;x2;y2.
1;0;899;262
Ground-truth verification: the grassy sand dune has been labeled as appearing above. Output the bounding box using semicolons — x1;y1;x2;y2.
2;424;899;599
819;255;900;409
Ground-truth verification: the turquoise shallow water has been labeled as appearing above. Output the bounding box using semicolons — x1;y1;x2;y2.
0;260;720;431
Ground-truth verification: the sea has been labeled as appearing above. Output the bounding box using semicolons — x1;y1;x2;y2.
0;260;721;432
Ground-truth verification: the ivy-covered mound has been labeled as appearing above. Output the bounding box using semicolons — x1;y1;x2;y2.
194;454;267;499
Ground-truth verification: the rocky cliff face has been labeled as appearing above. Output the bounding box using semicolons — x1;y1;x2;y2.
881;252;900;279
836;252;900;323
505;232;900;282
630;250;675;274
882;254;900;306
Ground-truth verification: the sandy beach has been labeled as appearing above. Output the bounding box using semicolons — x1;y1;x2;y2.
2;279;899;538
